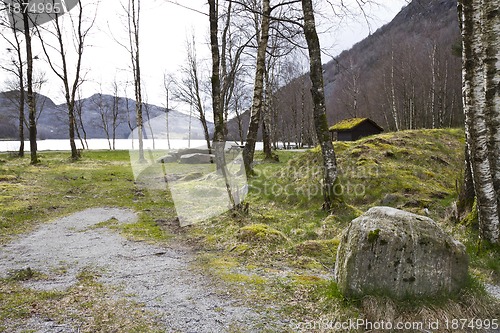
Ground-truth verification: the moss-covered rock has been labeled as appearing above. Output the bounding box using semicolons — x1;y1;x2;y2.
335;207;469;299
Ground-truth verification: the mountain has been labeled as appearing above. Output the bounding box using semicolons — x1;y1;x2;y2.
260;0;462;144
322;0;461;127
0;91;213;140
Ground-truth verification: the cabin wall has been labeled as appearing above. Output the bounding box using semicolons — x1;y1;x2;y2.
337;132;353;141
351;122;382;140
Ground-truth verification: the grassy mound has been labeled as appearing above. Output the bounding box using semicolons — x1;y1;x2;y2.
1;129;499;329
279;128;465;217
192;128;499;325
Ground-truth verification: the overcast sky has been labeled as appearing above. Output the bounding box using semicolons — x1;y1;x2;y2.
1;0;408;110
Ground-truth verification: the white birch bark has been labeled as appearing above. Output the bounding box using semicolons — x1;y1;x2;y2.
483;0;500;211
430;44;437;129
390;50;400;131
461;0;499;243
243;0;271;175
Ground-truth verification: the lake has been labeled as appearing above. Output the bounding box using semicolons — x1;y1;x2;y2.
0;139;263;152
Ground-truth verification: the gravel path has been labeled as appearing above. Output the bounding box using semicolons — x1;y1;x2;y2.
0;207;277;332
485;283;500;300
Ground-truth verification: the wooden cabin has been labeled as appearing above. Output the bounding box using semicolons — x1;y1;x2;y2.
329;118;384;141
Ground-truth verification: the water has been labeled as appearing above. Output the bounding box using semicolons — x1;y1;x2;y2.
0;139;263;152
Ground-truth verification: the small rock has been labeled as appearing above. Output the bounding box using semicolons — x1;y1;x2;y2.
179;153;215;164
156;154;178;163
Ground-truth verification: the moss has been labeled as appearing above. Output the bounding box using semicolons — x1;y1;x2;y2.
330;118;368;131
0;175;18;182
462;198;478;228
295;239;339;258
237;224;288;244
223;273;266;285
367;229;380;243
292;275;322;284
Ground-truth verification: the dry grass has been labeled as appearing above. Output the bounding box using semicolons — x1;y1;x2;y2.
0;267;165;333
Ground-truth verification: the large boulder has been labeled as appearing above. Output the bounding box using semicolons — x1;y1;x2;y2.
334;206;468;299
179;153;214;164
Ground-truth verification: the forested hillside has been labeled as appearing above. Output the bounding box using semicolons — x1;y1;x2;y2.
270;0;461;146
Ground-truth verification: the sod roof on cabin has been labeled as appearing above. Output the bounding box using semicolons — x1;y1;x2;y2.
329;118;368;131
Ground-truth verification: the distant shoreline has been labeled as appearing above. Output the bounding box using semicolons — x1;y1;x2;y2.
0;139;265;152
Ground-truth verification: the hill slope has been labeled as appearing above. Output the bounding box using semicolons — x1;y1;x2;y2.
279;128;464;219
271;0;462;144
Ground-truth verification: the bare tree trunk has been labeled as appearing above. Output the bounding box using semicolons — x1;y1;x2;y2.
390;49;400;131
21;5;38;164
458;145;475;215
430;43;437;129
262;65;275;160
209;0;236;209
163;74;171;149
234;97;244;145
243;0;271;176
18;83;25;157
209;0;224;151
483;0;500;209
143;102;155;150
112;83;119;150
460;0;499;243
301;0;339;211
75;97;88;150
126;0;145;162
12;26;25;157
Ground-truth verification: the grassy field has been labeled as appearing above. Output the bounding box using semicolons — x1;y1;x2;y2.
1;128;499;332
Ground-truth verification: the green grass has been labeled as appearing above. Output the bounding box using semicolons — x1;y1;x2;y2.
0;150;172;245
186;128;499;324
0;267;165;332
1;129;499;330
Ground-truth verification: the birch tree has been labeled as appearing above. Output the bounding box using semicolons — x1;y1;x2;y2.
301;0;339;211
171;36;212;153
124;0;145;162
35;0;95;160
459;0;500;244
21;1;37;163
0;12;25;156
242;0;271;176
1;0;39;163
